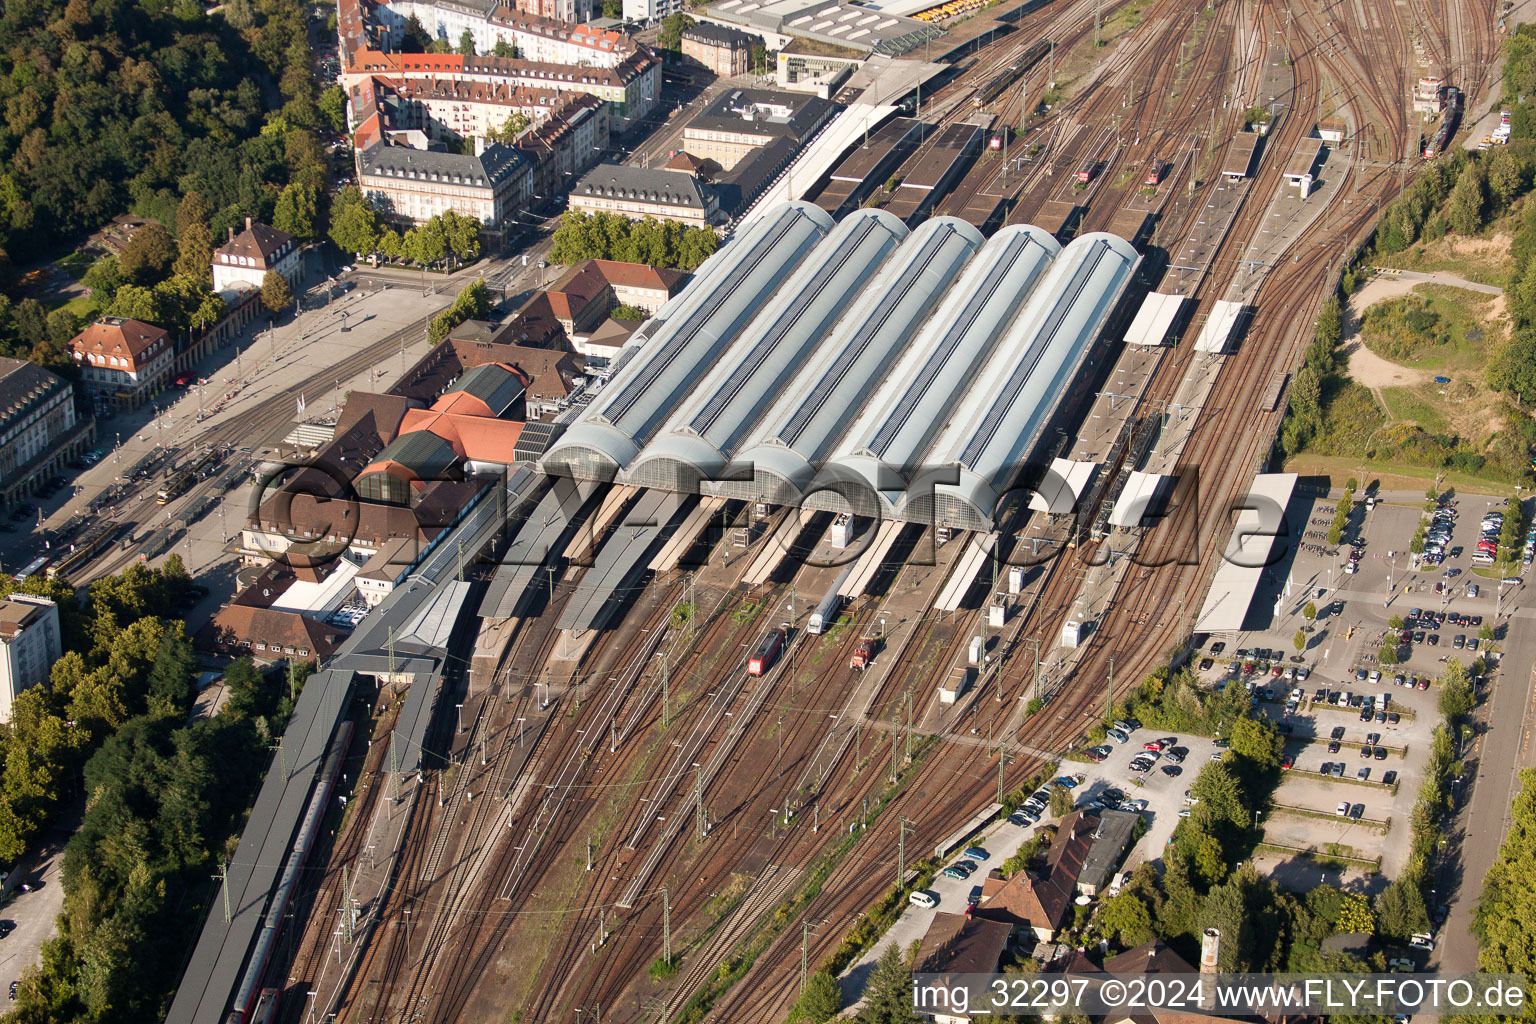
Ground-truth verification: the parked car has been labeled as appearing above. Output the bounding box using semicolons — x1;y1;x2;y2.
910;890;939;908
1383;770;1399;786
1336;801;1350;816
964;847;990;861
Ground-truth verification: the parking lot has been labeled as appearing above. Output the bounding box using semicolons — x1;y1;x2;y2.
1193;489;1516;893
839;728;1223;1005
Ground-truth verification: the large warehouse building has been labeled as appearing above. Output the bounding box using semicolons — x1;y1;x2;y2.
540;201;1141;530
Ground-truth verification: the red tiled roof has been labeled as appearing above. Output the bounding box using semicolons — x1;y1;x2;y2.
201;604;341;660
591;259;686;293
395;408;524;463
68;317;169;369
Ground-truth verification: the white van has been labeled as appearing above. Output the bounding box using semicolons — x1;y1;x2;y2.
910;890;939;909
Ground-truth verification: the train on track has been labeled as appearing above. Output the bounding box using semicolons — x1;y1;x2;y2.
1423;87;1463;158
157;446;225;504
748;628;785;676
45;523;119;582
973;40;1052;108
224;720;354;1024
807;567;852;635
1145;159;1169;186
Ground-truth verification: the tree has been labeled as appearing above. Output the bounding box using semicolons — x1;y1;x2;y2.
1378;643;1399;666
492;38;518;57
439;211;480;262
657;12;696;52
318;85;349;135
1293;629;1306;655
1228;715;1281;775
404;221;447;267
109;284;165;325
858;941;919;1024
1439;660;1475;723
1097;890;1155;948
1387;614;1403;631
173;220;214;285
1303;601;1317;622
1376;878;1430;943
1448;163;1487;236
1337;891;1375;934
790;971;842;1022
120;222;178;285
1048;784;1073;817
82;255;126;299
601;0;622;16
612;303;647;321
273;182;318;241
487;111;532;144
261;270;293;313
457;29;476;54
329;198;381;256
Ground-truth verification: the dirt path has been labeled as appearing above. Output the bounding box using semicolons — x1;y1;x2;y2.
1342;271;1502;401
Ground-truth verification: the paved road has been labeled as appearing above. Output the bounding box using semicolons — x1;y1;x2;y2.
0;806;75;996
1432;611;1536;971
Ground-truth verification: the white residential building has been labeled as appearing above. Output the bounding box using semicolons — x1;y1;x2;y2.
0;595;61;723
211;218;301;295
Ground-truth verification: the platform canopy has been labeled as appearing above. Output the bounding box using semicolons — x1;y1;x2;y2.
1195;472;1298;632
1123;292;1185;347
1194;300;1244;353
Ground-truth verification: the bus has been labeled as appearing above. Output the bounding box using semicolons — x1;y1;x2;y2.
747;629;785;676
12;556;49;582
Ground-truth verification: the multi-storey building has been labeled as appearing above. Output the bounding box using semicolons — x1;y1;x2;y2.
343;48;659;126
511;0;596;25
0;358;91;505
211;218;301;295
568;164;719;228
374;2;630;67
357;141;535;240
68;317;174;412
0;595;61;723
512;94;611;200
681;87;835;170
681;22;759;76
622;0;685;25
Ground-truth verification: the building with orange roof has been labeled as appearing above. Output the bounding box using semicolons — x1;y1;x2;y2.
68;316;174;412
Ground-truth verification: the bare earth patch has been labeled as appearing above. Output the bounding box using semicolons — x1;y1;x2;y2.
1451;232;1513;258
1343;339;1427;389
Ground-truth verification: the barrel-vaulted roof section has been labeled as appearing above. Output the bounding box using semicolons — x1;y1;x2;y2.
539;201;833;481
807;223;1061;518
621;209;908;493
918;232;1140;530
718;217;983;505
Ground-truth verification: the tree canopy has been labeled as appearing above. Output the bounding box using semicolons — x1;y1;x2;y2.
552;210;719;271
0;0;330;262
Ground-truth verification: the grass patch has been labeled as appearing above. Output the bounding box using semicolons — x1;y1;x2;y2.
1283;453;1519;497
1380;386;1452;434
1255;841;1382;871
1359;284;1500;371
1379;237;1515;288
